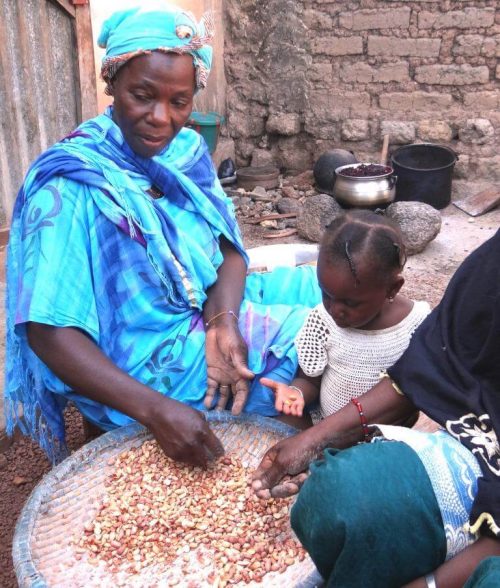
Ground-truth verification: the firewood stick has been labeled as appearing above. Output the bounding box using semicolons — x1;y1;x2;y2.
262;229;298;239
246;213;297;224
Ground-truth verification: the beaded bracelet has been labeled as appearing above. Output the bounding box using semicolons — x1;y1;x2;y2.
351;398;371;442
205;310;239;329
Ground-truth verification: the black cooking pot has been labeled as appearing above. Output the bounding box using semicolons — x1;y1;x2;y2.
313;149;358;194
391;143;458;210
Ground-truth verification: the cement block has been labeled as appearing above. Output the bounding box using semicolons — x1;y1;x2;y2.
368;36;441;57
380;121;416;144
339;8;410;30
380;92;453;111
415;65;489;85
312;36;363;56
417;120;454;142
419;8;495;29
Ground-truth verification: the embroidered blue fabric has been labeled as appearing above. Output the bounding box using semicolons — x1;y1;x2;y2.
375;425;482;559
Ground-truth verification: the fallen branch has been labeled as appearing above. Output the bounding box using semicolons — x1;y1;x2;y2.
262;229;298;239
246;213;297;224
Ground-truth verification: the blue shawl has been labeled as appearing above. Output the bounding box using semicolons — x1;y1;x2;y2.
5;111;246;460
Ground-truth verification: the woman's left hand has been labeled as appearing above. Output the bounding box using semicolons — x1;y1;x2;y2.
252;432;317;499
204;318;254;414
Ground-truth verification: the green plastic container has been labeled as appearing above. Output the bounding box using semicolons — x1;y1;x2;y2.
186;111;224;153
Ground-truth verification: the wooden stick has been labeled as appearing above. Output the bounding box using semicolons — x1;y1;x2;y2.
262;229;298;239
246;213;297;224
380;134;390;165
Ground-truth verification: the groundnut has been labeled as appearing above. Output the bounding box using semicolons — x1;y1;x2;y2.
77;440;306;584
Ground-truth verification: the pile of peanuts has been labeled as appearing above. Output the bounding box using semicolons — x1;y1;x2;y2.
77;440;306;585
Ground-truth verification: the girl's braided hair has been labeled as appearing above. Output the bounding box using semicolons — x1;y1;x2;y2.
320;210;406;283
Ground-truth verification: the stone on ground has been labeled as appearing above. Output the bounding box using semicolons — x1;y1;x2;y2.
297;194;343;242
386;201;442;255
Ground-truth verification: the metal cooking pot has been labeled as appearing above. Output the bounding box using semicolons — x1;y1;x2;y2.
333;163;397;207
313;149;358;194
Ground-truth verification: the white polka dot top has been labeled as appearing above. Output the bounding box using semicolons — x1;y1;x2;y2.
295;300;431;419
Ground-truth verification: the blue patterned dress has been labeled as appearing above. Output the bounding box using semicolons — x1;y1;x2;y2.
5;110;320;461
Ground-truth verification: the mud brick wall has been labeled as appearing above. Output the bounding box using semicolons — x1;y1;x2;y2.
223;0;499;181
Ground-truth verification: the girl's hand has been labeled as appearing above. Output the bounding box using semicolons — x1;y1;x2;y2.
204;317;254;415
260;377;305;417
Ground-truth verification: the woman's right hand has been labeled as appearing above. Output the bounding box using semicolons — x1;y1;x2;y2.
145;395;225;468
27;323;225;468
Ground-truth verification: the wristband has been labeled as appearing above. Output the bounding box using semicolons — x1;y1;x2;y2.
425;573;437;588
289;385;304;400
205;310;238;329
351;398;371;442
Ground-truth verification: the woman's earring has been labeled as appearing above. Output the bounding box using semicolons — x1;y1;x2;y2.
388;296;395;303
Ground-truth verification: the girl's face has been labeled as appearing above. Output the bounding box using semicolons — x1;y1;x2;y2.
111;52;195;158
317;253;399;329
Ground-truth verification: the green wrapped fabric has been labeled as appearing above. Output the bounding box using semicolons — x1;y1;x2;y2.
464;557;500;588
291;441;446;588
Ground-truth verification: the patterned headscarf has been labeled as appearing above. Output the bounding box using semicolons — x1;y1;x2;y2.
98;1;214;93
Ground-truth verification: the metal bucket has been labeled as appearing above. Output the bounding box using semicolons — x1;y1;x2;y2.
391;143;458;210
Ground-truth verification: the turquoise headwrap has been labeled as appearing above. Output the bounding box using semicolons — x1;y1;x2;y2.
98;2;213;92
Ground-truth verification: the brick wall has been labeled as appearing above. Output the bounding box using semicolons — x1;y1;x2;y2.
224;0;499;181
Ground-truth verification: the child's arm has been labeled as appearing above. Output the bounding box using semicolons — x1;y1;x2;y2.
260;369;321;417
290;368;321;407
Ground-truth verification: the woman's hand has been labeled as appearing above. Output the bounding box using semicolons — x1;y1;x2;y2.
251;431;320;499
146;395;224;467
202;236;252;414
26;323;225;468
204;317;254;414
261;377;305;417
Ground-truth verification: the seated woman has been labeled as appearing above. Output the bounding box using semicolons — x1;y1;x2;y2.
252;230;500;587
4;3;320;466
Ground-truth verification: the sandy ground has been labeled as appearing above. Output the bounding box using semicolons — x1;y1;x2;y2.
0;200;499;587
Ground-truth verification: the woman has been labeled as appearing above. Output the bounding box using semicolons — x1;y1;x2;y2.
4;4;320;466
252;230;500;587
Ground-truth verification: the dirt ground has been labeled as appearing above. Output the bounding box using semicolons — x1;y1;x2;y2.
0;200;499;587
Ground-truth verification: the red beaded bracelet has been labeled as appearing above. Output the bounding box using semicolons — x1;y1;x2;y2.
351;398;371;442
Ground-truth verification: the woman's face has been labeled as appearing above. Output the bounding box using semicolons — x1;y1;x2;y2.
317;253;394;329
111;52;196;158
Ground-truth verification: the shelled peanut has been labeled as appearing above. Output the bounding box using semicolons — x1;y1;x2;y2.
76;440;306;585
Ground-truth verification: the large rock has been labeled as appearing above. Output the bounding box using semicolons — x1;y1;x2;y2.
385;201;441;255
297;194;343;243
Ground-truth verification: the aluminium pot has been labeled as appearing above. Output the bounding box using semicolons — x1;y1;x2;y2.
333;163;397;208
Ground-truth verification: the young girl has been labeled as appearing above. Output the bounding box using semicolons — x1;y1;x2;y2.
262;210;430;423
